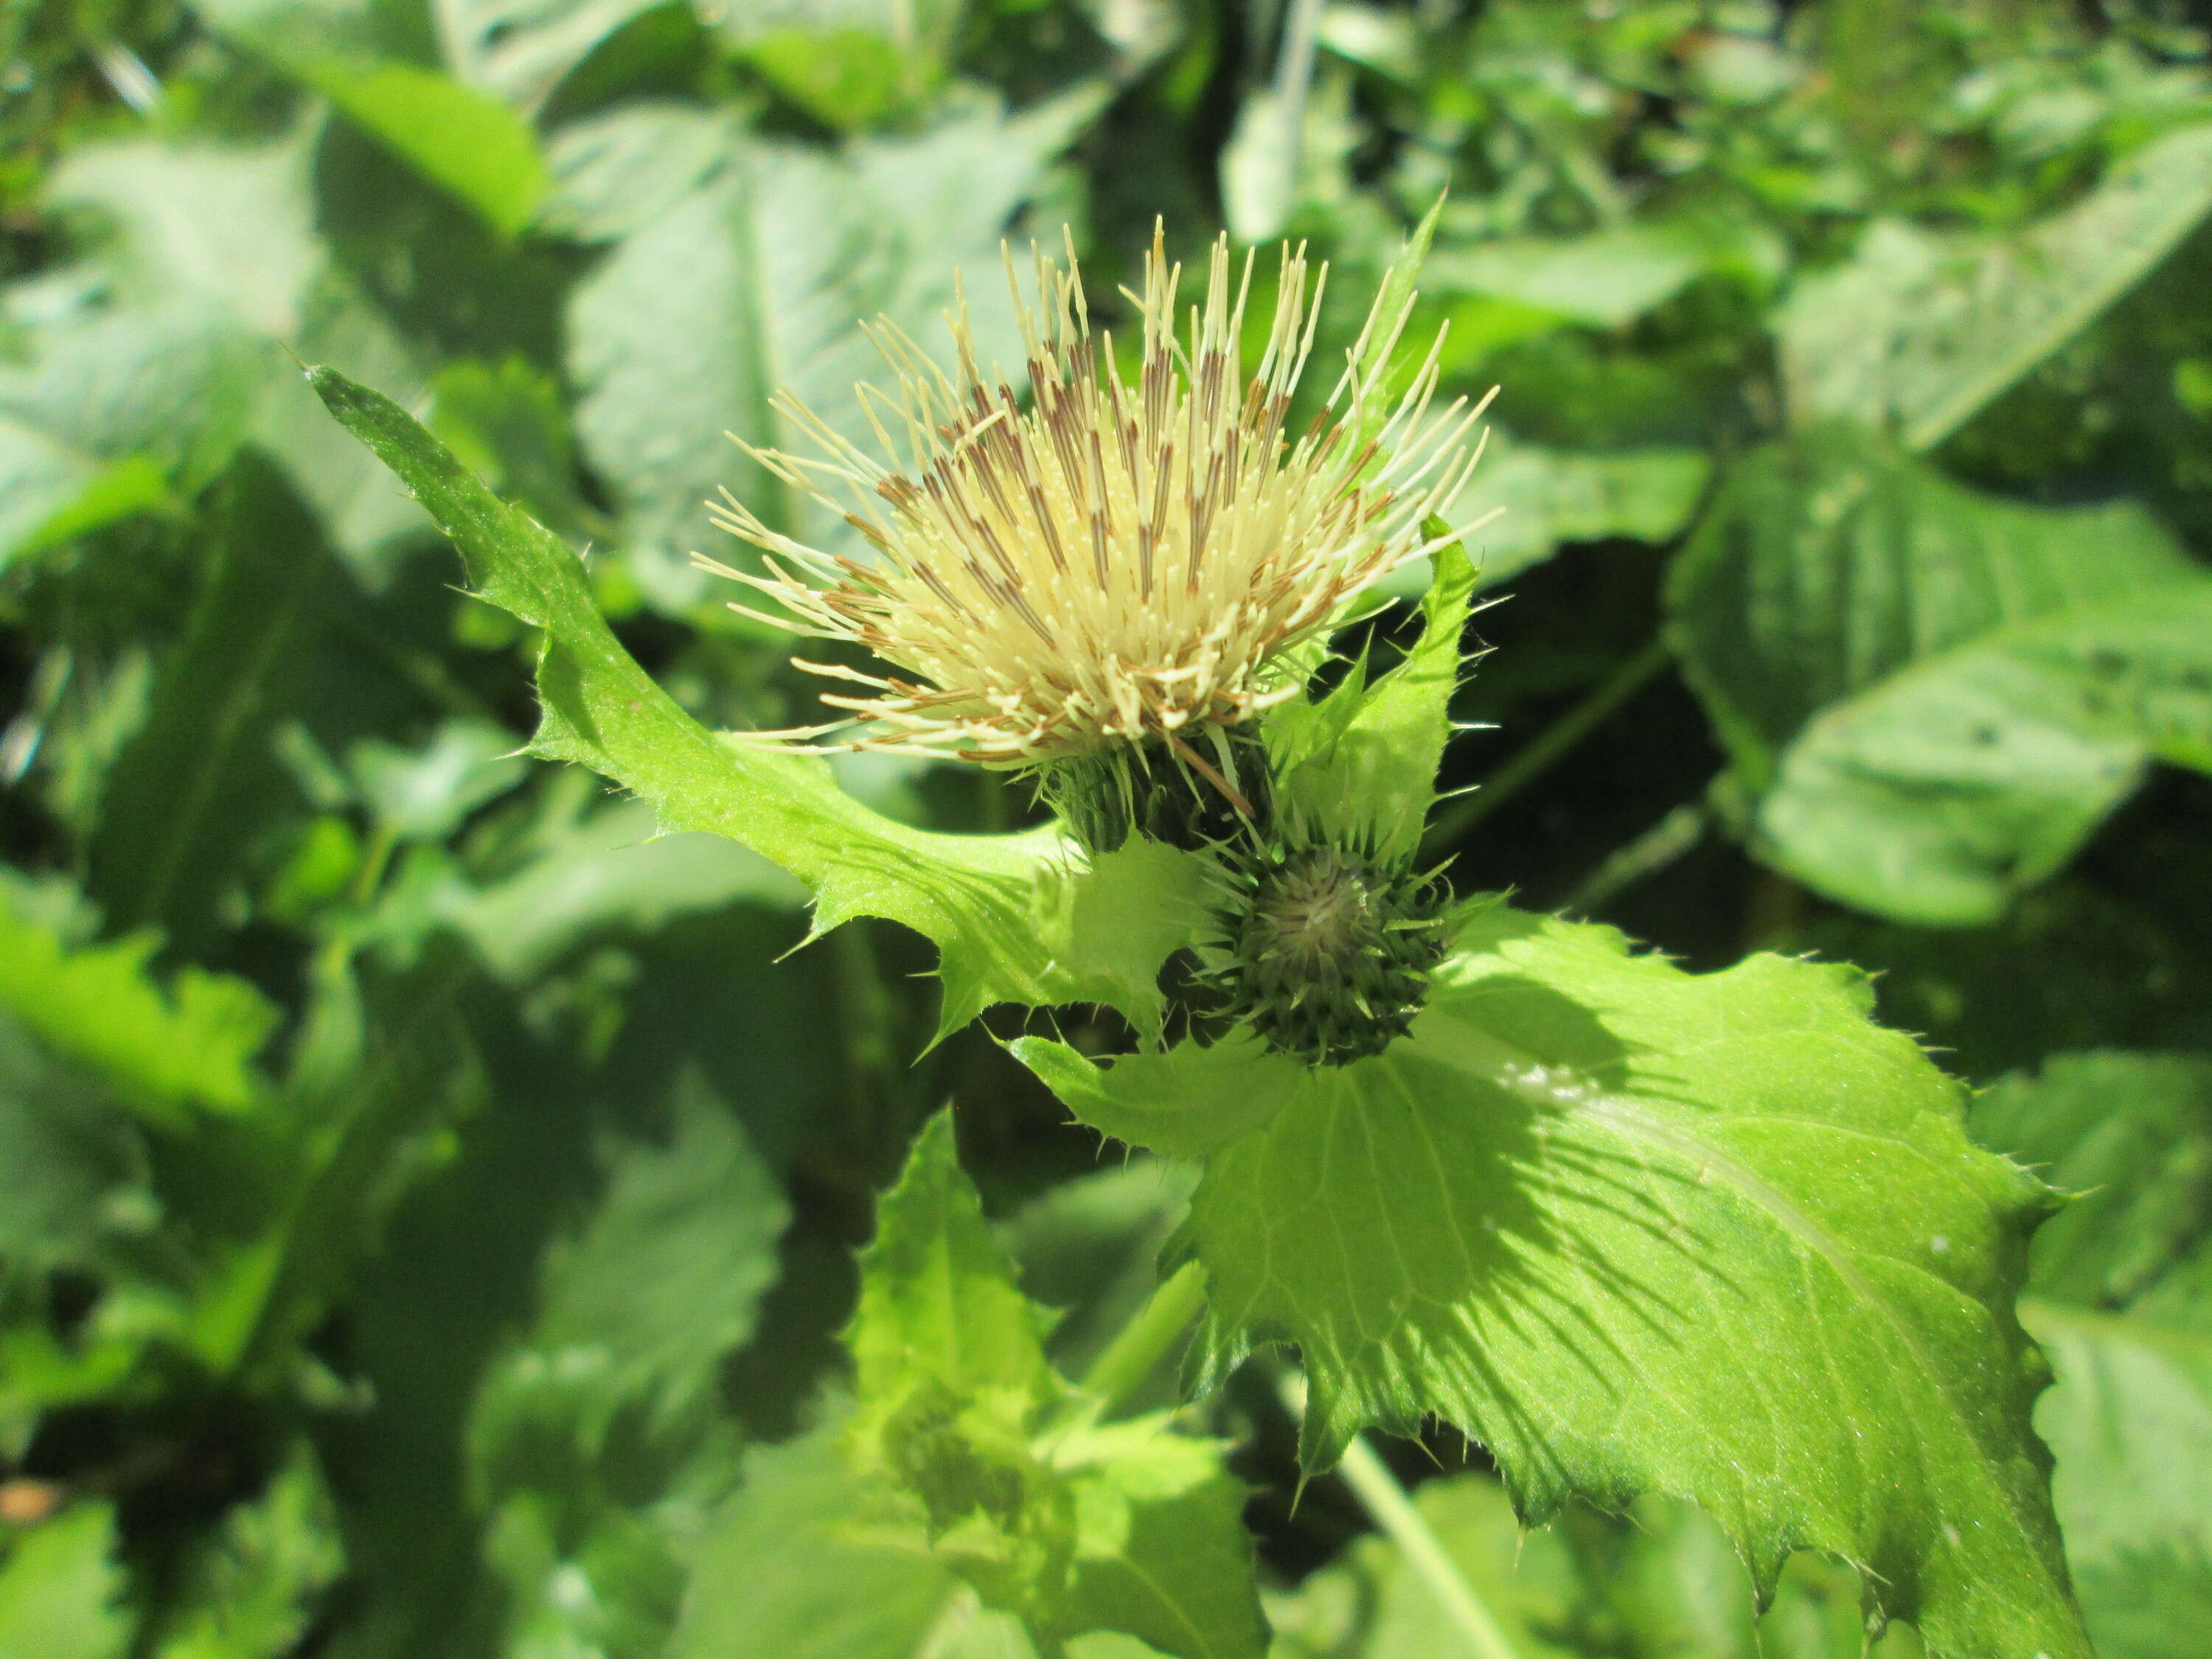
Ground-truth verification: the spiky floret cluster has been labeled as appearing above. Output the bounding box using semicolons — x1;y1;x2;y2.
700;225;1485;789
1212;844;1450;1065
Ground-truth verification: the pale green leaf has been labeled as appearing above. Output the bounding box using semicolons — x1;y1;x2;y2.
2026;1301;2212;1659
0;1018;156;1270
850;1111;1059;1457
1667;425;2212;922
566;93;1094;605
1029;905;2087;1659
430;793;801;984
300;59;552;237
674;1416;959;1659
1009;1034;1302;1161
0;880;275;1129
1273;542;1477;862
1971;1051;2212;1313
0;1503;133;1659
1778;122;2212;450
434;0;663;112
1424;224;1708;329
48;130;321;336
312;367;1211;1035
347;719;529;843
155;1444;345;1659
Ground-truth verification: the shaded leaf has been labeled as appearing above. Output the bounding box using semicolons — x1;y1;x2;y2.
302;58;552;238
154;1444;345;1659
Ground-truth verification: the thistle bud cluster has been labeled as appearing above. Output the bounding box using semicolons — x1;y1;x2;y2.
1207;842;1450;1065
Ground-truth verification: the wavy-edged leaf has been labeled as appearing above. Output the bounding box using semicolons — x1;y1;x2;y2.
1669;425;2212;922
312;367;1211;1036
846;1115;1266;1659
1780;122;2212;451
1019;905;2087;1659
0;878;274;1130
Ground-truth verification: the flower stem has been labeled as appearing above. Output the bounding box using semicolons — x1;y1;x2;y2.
1273;1366;1525;1659
1078;1259;1208;1416
1422;638;1671;858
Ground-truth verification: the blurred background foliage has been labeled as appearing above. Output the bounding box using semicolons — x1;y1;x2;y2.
4;0;2212;1655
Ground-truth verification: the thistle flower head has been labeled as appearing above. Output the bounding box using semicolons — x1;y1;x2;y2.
700;223;1487;782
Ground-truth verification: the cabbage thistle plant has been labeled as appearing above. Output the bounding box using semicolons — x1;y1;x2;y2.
319;212;2094;1659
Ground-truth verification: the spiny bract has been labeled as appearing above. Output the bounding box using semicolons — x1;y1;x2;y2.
1213;844;1450;1065
700;223;1486;800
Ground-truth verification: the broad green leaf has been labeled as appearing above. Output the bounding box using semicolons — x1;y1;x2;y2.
539;104;744;244
482;1493;690;1659
312;367;1212;1036
471;1071;787;1478
1668;425;2212;922
0;1503;133;1659
565;92;1096;604
1778;122;2212;450
1971;1051;2212;1313
1756;581;2212;924
1425;224;1708;329
1458;432;1711;588
299;59;552;237
0;295;265;565
48;130;321;336
154;1444;345;1659
675;1416;961;1659
2026;1301;2212;1659
0;878;275;1129
846;1116;1266;1659
1022;905;2087;1659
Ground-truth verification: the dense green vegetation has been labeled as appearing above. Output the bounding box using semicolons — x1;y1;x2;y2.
6;2;2212;1656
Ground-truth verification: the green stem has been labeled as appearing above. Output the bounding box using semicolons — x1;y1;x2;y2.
1563;799;1708;914
1078;1259;1208;1416
1274;1366;1523;1659
1335;1436;1525;1659
1422;639;1670;858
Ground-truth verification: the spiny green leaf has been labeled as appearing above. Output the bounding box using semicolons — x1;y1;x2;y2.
845;1116;1267;1659
310;366;1211;1037
1023;905;2087;1659
849;1112;1059;1463
1272;541;1477;863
